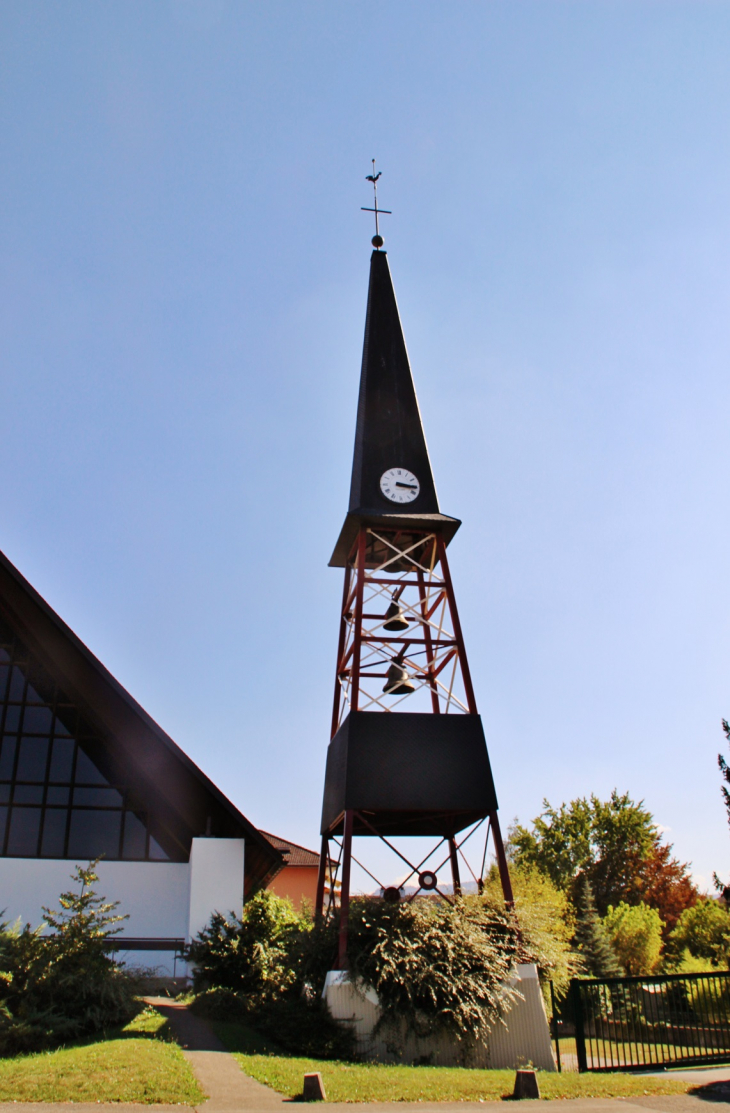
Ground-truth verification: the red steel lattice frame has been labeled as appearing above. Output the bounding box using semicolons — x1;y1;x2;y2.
316;525;513;967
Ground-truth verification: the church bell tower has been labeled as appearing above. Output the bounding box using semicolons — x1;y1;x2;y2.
316;193;513;967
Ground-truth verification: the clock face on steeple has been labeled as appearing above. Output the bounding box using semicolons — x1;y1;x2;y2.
380;468;420;504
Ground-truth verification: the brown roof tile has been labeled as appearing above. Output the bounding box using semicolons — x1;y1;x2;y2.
261;831;320;868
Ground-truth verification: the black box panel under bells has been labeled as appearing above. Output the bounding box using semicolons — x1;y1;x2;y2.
320;711;498;838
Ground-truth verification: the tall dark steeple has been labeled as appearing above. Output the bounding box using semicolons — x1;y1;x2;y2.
316;176;513;970
349;250;438;514
331;249;460;567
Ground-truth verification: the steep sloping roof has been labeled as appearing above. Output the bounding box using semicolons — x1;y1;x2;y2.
330;250;460;567
0;548;282;897
348;250;440;515
261;831;320;868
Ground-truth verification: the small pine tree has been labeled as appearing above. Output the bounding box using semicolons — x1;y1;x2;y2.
573;875;624;978
0;860;136;1054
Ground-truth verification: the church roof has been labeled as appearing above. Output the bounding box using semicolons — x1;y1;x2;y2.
0;548;282;896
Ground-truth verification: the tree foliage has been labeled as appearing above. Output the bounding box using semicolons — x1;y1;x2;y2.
602;901;664;976
187;889;306;1001
667;899;730;967
482;862;578;997
632;843;700;935
0;861;136;1055
190;891;526;1052
510;796;595;891
188;891;354;1059
510;790;698;929
346;896;521;1044
718;721;730;828
573;876;624;978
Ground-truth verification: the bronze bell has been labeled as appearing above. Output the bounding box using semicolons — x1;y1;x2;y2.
383;660;416;695
383;601;409;632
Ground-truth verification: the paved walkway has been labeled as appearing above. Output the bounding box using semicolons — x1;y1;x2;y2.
0;1096;728;1113
145;996;286;1110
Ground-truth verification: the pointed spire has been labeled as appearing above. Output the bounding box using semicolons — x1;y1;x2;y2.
348;251;439;514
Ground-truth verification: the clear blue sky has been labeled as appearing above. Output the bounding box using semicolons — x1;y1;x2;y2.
1;1;729;891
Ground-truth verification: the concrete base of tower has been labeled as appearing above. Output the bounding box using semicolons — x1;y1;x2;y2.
322;963;556;1070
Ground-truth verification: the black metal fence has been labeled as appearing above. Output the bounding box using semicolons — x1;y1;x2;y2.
569;971;730;1072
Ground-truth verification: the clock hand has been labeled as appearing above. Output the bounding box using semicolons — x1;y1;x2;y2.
395;482;418;490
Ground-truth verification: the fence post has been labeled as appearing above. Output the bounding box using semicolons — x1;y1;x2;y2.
571;979;588;1073
550;980;562;1073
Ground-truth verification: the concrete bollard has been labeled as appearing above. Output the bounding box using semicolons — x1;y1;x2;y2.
513;1069;540;1100
303;1072;327;1101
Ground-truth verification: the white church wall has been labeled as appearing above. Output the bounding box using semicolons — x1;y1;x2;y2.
0;837;245;979
188;836;245;939
0;858;187;936
98;861;191;936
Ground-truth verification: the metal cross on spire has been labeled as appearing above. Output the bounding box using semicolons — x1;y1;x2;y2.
361;159;392;249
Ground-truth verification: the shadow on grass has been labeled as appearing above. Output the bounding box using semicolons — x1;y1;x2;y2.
213;1019;287;1057
0;1000;178;1061
689;1081;730;1103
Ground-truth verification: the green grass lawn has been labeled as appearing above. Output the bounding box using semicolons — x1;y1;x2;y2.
215;1020;696;1103
0;1005;206;1104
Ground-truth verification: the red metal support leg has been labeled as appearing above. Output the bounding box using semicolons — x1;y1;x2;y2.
489;810;514;906
315;835;329;920
337;809;354;969
448;837;462;897
436;535;478;714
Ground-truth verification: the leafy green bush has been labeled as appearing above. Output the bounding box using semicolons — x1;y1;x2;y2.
187;890;307;1000
189;890;526;1055
0;862;137;1055
603;901;664;975
187;892;354;1059
666;899;730;967
345;895;521;1044
482;862;579;997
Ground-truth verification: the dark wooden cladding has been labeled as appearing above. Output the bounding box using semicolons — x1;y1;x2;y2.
321;711;498;838
0;549;282;897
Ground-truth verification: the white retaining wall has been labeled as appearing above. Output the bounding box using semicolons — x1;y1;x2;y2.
323;962;556;1070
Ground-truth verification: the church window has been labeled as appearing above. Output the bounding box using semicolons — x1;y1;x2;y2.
7;807;41;856
122;810;147;858
68;810;122;860
0;620;171;861
49;739;74;781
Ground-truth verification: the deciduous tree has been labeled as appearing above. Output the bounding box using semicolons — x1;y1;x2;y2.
510;791;697;929
668;898;730;966
482;862;578;997
603;901;664;976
